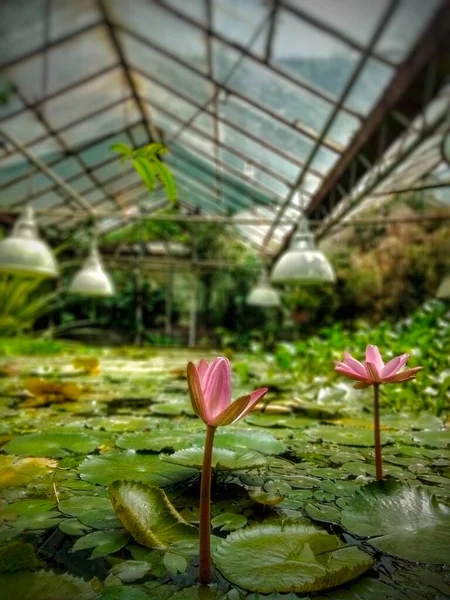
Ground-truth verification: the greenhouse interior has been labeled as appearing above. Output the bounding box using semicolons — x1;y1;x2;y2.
0;0;450;598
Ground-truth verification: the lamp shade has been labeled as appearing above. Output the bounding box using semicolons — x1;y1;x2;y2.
247;270;281;307
271;218;335;284
69;244;114;297
436;273;450;300
0;205;58;278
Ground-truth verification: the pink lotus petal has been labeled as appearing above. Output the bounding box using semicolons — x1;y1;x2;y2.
334;366;370;382
365;361;381;382
202;357;231;419
231;387;268;424
381;354;409;379
197;359;209;383
187;362;208;422
384;366;423;383
343;351;367;378
365;345;384;375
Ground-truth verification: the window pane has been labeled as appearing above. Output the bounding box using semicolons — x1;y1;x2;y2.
120;31;212;105
162;0;206;24
5;26;116;102
272;9;360;99
108;0;208;72
283;0;390;48
213;40;332;136
213;0;270;58
346;58;394;114
45;68;125;130
375;0;441;63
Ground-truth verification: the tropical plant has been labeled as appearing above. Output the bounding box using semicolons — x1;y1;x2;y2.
0;275;62;336
110;142;177;203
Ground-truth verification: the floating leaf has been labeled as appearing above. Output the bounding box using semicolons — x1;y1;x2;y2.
0;570;97;600
59;519;91;537
163;553;188;574
193;429;286;455
72;530;129;558
58;495;121;529
79;454;195;487
0;541;39;572
410;430;450;449
214;524;373;593
23;378;81;405
308;426;392;447
97;587;149;600
340;481;450;564
211;513;247;531
109;481;197;550
163;447;267;471
108;560;152;583
0;455;57;489
116;431;193;452
6;431;101;458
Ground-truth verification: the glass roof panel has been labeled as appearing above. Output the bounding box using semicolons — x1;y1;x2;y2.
162;0;206;24
93;161;123;183
68;175;93;194
59;100;140;148
375;0;441;63
108;0;208;72
219;96;315;163
43;68;125;130
282;0;390;48
345;58;394;114
272;8;361;99
218;120;299;183
0;91;24;120
119;32;212;105
0;0;101;67
1;111;48;145
78;132;130;166
105;171;141;195
4;26;116;102
212;0;271;58
50;157;85;181
213;40;334;138
132;72;199;123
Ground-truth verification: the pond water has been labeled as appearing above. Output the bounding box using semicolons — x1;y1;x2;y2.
0;350;449;599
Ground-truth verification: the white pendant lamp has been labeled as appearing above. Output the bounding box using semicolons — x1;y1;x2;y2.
247;269;281;307
0;204;58;278
271;216;335;284
436;273;450;299
69;242;114;297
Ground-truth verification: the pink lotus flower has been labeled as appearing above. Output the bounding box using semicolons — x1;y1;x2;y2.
335;345;422;389
187;357;268;427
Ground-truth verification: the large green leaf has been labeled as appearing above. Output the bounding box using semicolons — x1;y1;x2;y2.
5;431;102;458
307;425;392;447
214;524;373;593
78;453;196;486
0;570;97;600
340;482;450;564
162;447;267;471
192;429;286;455
109;481;197;550
72;530;129;558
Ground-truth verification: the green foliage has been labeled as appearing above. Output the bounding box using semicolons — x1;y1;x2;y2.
0;275;61;335
111;142;177;203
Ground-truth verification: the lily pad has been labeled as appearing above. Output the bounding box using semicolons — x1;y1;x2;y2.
193;429;286;455
0;570;97;600
162;447;267;471
116;431;194;452
109;481;197;550
308;426;392;447
78;453;196;487
5;431;102;458
0;456;57;489
214;524;374;593
72;530;129;558
340;481;450;564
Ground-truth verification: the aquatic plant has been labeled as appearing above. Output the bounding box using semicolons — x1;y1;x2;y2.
335;345;423;480
186;357;268;583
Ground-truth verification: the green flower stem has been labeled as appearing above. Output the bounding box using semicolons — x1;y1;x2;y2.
199;424;216;584
373;383;383;481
